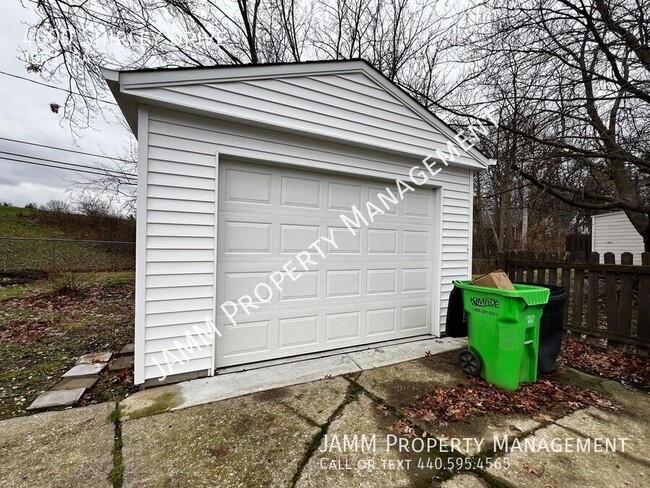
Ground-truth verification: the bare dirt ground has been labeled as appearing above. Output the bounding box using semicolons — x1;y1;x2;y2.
0;272;137;420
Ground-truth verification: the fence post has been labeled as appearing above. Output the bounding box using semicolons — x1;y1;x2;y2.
586;252;600;331
536;251;547;284
548;252;558;286
507;251;517;281
51;240;56;271
603;252;619;343
618;252;634;342
497;252;506;273
514;251;523;282
561;252;573;326
639;253;650;340
525;251;535;283
572;251;586;329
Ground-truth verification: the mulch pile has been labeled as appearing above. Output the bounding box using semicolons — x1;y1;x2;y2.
401;376;616;427
557;338;650;391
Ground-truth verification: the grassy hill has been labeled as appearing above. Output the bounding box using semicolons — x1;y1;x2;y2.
0;206;64;238
0;206;135;274
0;205;135;241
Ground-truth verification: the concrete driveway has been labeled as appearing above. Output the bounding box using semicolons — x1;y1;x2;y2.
1;346;648;487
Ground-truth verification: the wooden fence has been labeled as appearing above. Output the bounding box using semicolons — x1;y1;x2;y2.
565;234;591;255
499;251;650;349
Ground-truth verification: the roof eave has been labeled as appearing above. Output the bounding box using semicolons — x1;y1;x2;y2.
102;68;139;135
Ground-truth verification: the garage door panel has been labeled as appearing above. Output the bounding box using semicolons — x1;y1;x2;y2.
278;316;319;349
367;229;398;254
325;311;361;342
280;224;321;253
402;268;429;293
402;191;432;218
216;160;435;367
224;168;273;205
327;227;361;253
279;271;319;301
366;308;397;336
401;305;429;332
328;182;363;211
224;221;272;254
368;186;398;215
218;205;435;229
402;230;430;254
366;269;397;295
221;272;271;303
326;269;361;298
219;321;271;358
281;176;321;208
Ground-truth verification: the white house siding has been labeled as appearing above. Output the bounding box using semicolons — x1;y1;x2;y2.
125;71;482;169
137;107;472;382
591;211;644;264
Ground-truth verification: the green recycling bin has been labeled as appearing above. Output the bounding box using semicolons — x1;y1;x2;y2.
453;281;550;390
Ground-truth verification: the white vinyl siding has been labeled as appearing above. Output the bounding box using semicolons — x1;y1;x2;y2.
136;107;471;381
591;212;644;264
123;71;483;169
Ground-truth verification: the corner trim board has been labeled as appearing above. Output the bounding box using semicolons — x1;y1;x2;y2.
134;105;149;384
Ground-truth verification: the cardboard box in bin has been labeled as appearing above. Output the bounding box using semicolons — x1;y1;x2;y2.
471;270;515;290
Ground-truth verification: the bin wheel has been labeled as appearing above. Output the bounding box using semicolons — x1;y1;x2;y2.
459;350;482;376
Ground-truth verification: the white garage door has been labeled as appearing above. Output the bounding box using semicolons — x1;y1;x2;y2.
215;159;437;367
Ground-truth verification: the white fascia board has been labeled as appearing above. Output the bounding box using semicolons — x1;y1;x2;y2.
102;68;138;135
118;60;370;89
592;210;625;220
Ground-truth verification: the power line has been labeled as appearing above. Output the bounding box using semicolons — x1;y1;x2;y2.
0;156;137;184
0;136;136;163
0;150;135;179
0;70;118;106
0;156;136;183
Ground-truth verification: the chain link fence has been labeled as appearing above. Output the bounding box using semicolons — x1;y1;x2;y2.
0;237;135;273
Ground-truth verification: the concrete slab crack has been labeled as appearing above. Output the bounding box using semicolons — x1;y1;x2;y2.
290;380;363;487
109;402;124;488
276;400;322;429
556;420;650;469
344;352;363;371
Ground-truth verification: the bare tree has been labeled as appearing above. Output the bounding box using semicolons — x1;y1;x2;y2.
404;0;650;250
24;0;650;252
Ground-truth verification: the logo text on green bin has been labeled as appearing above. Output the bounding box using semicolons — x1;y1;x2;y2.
470;297;500;308
470;296;500;317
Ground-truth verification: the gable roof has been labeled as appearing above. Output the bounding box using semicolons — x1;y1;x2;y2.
103;59;494;169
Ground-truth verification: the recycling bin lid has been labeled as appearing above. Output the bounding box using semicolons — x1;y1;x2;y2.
453;280;550;307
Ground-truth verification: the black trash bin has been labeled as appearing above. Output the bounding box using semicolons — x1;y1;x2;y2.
514;282;568;373
445;285;468;338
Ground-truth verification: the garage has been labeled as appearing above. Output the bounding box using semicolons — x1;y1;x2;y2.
104;60;492;384
216;159;436;366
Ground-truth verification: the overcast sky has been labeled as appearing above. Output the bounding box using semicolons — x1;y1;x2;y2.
0;2;134;209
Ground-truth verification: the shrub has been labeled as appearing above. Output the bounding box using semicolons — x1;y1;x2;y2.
48;270;86;296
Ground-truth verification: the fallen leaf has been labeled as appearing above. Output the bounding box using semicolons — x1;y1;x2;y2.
533;413;554;423
523;461;543;477
208;447;228;458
